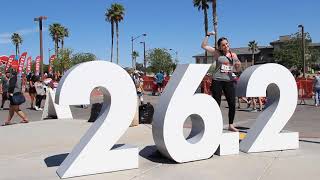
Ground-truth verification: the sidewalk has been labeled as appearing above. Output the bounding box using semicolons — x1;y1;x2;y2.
0;119;319;180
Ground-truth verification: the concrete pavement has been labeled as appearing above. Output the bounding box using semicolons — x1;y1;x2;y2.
0;93;319;180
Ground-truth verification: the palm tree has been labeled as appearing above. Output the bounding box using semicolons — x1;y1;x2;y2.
61;27;69;52
132;51;139;69
248;40;259;66
193;0;209;62
106;3;125;64
49;23;64;58
11;33;23;56
113;3;125;65
208;0;218;48
105;7;115;62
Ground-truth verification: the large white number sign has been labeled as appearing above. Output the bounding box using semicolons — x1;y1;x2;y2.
55;61;138;178
152;64;238;162
54;62;298;178
236;63;299;153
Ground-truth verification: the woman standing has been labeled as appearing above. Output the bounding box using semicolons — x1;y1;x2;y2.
34;76;46;111
27;73;37;109
3;71;28;125
201;32;240;132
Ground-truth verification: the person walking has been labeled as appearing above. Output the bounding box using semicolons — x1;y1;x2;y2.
3;71;28;125
1;72;10;110
201;32;240;132
314;71;320;106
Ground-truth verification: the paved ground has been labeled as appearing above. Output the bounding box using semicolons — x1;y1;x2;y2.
0;92;319;180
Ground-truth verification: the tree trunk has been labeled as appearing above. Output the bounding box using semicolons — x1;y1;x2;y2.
15;44;19;57
61;39;65;73
116;22;119;65
245;59;248;68
54;34;61;74
252;50;255;66
212;0;218;48
204;8;209;64
111;21;114;62
61;39;64;52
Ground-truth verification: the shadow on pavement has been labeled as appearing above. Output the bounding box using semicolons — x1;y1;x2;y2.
44;153;69;167
139;145;175;164
299;139;320;144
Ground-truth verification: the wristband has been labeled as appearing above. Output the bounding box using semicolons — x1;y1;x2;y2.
206;34;210;37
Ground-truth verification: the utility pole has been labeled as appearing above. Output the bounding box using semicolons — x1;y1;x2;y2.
140;41;146;69
298;25;306;78
34;16;47;76
131;33;146;69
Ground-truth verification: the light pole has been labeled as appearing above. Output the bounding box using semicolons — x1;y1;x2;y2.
140;41;146;69
169;48;178;63
34;16;47;76
298;24;306;78
131;33;146;69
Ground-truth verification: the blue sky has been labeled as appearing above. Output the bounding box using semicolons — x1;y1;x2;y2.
0;0;319;68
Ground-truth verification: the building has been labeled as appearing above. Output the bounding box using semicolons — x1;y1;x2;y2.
193;35;320;69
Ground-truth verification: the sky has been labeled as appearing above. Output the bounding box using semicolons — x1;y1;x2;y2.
0;0;319;68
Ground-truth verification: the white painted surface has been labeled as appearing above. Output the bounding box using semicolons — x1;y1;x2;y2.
152;64;224;163
216;131;239;156
236;63;299;153
55;61;138;178
42;88;73;120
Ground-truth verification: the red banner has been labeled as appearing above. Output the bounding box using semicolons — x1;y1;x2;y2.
5;55;15;71
18;52;28;74
0;55;8;63
26;56;32;74
35;56;41;75
48;55;56;74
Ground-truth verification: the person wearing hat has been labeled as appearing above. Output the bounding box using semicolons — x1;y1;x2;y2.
314;71;320;106
132;71;144;104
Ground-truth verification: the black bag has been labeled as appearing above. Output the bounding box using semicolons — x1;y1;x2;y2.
12;92;26;105
139;102;154;124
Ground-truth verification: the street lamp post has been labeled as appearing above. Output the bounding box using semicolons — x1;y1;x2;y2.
131;33;146;69
169;48;178;63
298;24;306;78
34;16;47;76
140;41;146;69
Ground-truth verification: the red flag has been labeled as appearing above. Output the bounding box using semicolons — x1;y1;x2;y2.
11;60;19;70
0;55;9;63
35;56;41;75
48;55;56;74
18;52;28;74
5;55;15;71
26;56;32;74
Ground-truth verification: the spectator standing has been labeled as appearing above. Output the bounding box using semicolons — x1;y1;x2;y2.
34;76;46;111
155;70;165;95
1;72;10;110
314;71;320;106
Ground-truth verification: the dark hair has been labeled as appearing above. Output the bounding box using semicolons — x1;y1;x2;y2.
217;37;228;47
217;37;229;55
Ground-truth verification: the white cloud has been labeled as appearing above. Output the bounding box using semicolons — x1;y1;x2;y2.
0;38;11;44
0;27;47;44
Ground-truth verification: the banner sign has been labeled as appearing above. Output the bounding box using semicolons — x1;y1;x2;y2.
5;55;15;71
35;56;41;75
18;52;28;74
48;55;56;74
26;56;32;74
